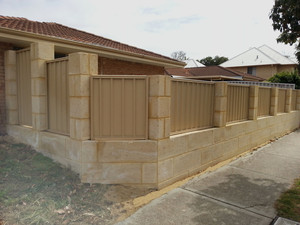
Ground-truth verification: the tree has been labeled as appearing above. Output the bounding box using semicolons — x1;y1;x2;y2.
171;51;188;61
268;70;300;89
269;0;300;67
197;56;228;66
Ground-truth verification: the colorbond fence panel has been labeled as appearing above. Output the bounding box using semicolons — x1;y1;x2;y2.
258;87;271;117
171;79;215;134
91;76;148;140
47;58;70;135
278;89;286;113
291;90;297;111
16;48;32;127
226;85;249;123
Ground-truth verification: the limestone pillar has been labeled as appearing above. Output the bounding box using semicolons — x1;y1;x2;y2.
30;42;54;130
68;52;98;140
270;87;278;116
4;50;18;124
148;75;171;140
248;86;258;120
214;82;227;127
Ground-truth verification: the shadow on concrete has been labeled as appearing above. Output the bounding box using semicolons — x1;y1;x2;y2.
186;173;288;224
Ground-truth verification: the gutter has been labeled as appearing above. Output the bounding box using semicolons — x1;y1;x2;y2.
0;27;185;68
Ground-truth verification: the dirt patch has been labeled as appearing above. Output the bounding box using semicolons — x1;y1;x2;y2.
0;136;153;225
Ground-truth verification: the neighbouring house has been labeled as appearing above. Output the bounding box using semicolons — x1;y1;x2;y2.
166;66;265;81
221;45;297;80
1;16;300;189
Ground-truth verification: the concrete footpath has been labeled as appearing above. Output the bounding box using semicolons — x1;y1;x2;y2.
117;130;300;225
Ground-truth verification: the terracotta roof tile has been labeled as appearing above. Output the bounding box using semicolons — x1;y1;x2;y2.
0;16;178;62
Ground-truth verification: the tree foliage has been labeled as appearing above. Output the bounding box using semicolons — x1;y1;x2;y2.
269;0;300;65
171;51;188;61
197;56;228;66
268;70;300;89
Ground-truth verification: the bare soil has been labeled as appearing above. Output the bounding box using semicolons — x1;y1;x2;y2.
0;136;153;225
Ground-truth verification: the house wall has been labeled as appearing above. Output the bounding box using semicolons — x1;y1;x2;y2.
228;64;297;80
98;57;165;75
0;42;12;135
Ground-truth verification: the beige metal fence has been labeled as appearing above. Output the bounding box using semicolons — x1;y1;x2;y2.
47;57;70;135
226;84;249;123
258;87;271;117
291;90;297;111
171;79;215;134
91;76;148;140
278;89;286;113
16;48;32;126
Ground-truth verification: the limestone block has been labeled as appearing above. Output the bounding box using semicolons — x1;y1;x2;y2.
39;132;67;158
5;95;18;110
69;75;90;97
215;82;227;97
199;145;215;166
238;134;252;152
101;163;142;184
149;118;164;140
214;96;227;112
216;138;239;159
81;162;102;183
64;159;81;174
248;109;257;120
31;42;54;60
142;163;157;184
70;97;89;118
158;135;188;160
158;172;188;190
6;126;39;148
188;129;213;151
98;140;157;163
66;139;82;162
89;54;99;75
245;121;258;134
70;118;90;140
31;78;47;96
69;52;91;75
173;150;200;176
213;127;226;143
32;96;47;114
225;122;247;140
158;158;173;182
257;118;268;130
31;59;47;78
149;97;170;118
5;81;17;95
82;141;98;163
214;111;226;128
32;113;47;131
149;75;165;97
6;110;18;125
4;50;16;65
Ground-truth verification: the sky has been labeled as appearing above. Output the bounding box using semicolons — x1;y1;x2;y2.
0;0;297;61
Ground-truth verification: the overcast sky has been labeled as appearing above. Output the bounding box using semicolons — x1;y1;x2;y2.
0;0;297;61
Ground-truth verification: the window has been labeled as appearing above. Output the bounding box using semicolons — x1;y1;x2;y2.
247;67;256;76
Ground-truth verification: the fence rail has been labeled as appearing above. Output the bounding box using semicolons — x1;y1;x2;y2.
16;48;32;126
91;76;148;140
258;87;271;117
278;89;286;113
291;90;297;111
171;79;215;134
226;84;249;123
47;57;69;135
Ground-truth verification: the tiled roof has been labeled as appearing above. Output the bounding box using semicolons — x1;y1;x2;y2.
166;66;264;81
0;16;178;62
221;45;297;67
